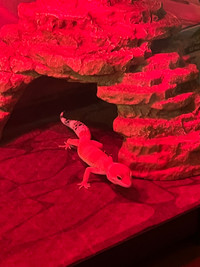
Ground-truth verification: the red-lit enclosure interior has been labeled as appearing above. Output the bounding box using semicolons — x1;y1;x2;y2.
0;0;200;266
1;76;200;266
1;77;200;266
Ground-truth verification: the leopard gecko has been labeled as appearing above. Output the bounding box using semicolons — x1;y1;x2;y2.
60;112;132;189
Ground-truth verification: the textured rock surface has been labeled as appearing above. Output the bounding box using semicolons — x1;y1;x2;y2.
0;0;180;139
98;53;200;180
98;51;200;180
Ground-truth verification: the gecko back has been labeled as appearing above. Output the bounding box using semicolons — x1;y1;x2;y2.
60;112;91;139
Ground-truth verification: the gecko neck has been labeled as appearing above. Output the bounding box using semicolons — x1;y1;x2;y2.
105;158;114;172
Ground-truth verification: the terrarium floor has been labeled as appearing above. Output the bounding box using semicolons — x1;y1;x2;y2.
0;118;200;266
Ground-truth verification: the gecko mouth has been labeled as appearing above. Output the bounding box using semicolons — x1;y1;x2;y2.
116;176;132;188
123;182;132;188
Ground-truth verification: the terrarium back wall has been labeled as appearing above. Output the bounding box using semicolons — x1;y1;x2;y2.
0;0;200;181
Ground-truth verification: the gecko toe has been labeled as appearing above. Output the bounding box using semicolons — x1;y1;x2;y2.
77;182;91;189
59;142;71;150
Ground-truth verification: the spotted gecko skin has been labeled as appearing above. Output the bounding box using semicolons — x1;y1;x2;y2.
60;115;91;139
60;112;132;189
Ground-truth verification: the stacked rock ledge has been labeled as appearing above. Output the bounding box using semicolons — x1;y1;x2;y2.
0;0;180;138
97;51;200;180
0;0;168;135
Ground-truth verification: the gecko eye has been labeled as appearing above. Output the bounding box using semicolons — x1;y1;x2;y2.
117;176;122;180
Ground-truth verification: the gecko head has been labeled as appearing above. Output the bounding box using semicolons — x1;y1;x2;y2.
107;163;132;188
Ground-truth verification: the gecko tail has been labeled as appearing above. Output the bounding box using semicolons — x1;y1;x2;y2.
60;111;91;139
60;111;69;126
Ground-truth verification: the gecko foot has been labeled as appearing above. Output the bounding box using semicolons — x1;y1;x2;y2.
78;182;91;189
59;141;71;150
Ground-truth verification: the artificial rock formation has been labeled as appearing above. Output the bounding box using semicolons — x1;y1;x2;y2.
98;53;200;180
0;0;199;180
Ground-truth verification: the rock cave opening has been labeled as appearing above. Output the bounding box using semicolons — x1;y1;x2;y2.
1;76;117;141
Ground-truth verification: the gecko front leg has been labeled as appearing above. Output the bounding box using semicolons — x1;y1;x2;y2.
78;166;105;189
59;138;79;150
